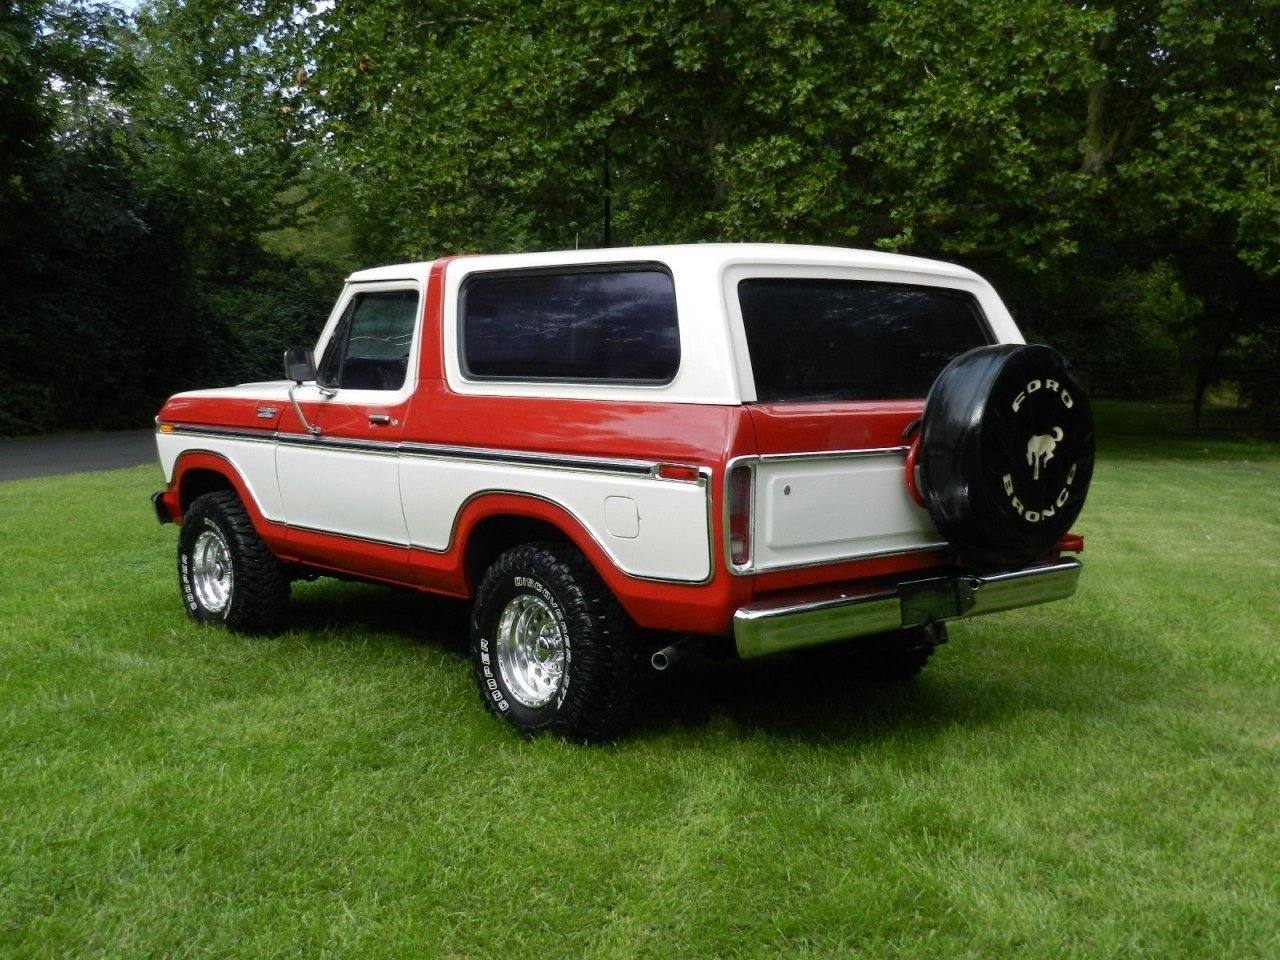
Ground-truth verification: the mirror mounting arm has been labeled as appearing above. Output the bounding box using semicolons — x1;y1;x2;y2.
288;384;322;437
283;348;329;437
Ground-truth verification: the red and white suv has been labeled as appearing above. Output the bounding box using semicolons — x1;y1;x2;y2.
152;244;1094;740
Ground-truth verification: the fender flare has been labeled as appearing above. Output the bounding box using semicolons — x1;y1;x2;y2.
166;451;284;546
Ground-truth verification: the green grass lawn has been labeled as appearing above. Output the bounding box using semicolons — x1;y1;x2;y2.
2;402;1278;958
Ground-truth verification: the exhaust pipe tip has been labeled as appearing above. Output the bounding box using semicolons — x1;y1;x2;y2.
650;636;705;671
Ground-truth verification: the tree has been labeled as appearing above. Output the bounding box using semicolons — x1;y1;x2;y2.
1069;0;1280;423
199;0;1280;421
0;0;332;436
0;0;191;435
129;0;314;271
8;0;1276;430
290;0;1109;265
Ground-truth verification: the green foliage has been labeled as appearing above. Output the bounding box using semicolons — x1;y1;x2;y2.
195;255;336;386
1105;0;1280;277
278;0;1276;422
0;2;50;180
0;124;202;435
130;0;311;267
3;0;1278;428
302;0;1105;264
292;0;1113;264
850;0;1109;267
0;1;197;435
1074;0;1280;418
0;0;338;436
1234;318;1280;430
1017;260;1200;401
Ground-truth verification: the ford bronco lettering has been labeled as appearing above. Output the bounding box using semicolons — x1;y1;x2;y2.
151;244;1095;741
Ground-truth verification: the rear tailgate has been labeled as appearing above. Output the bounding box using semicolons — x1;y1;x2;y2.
745;401;944;573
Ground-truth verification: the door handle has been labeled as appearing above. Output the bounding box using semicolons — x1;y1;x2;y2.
368;414;392;426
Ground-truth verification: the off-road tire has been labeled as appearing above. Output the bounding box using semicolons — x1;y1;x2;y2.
800;623;944;683
849;626;942;683
178;491;290;635
470;541;641;743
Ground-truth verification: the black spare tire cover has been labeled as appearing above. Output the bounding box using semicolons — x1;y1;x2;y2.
919;343;1094;571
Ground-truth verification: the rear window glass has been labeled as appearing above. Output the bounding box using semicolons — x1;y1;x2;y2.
461;266;679;383
737;278;993;402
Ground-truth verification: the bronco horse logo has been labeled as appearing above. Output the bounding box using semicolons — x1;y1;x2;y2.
1026;427;1065;481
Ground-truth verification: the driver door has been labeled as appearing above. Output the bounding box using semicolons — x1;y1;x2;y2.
276;284;420;581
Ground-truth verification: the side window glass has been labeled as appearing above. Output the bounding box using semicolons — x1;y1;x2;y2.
460;266;679;383
318;290;419;391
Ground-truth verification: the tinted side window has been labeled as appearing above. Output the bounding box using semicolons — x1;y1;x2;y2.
737;279;993;402
461;267;679;383
319;290;419;390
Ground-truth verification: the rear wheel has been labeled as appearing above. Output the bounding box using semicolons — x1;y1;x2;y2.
799;624;945;683
177;491;289;634
849;626;942;683
470;542;640;742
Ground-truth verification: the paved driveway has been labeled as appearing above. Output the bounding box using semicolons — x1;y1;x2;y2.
0;430;158;482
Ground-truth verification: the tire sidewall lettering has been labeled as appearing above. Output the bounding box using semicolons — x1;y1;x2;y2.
477;638;510;712
509;574;572;711
179;553;199;613
175;491;289;635
470;542;638;741
179;508;234;622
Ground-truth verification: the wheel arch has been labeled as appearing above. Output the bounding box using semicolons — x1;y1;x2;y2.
177;467;236;516
171;452;273;534
453;493;624;603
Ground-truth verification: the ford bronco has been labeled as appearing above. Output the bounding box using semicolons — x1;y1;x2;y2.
151;244;1095;741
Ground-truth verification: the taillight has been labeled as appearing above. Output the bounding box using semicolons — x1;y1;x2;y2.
728;465;753;567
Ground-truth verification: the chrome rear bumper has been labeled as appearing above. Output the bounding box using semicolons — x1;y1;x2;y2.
733;558;1082;659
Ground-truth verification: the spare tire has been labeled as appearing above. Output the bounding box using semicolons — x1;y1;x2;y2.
918;343;1094;571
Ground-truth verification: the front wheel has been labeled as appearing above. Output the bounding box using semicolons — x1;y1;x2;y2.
177;491;290;635
470;542;640;742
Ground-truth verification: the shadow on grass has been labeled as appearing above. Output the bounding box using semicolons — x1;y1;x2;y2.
278;580;1117;745
286;580;471;659
631;647;1114;746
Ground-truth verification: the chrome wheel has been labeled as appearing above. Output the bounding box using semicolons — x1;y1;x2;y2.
494;593;566;708
191;526;233;615
471;542;640;741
